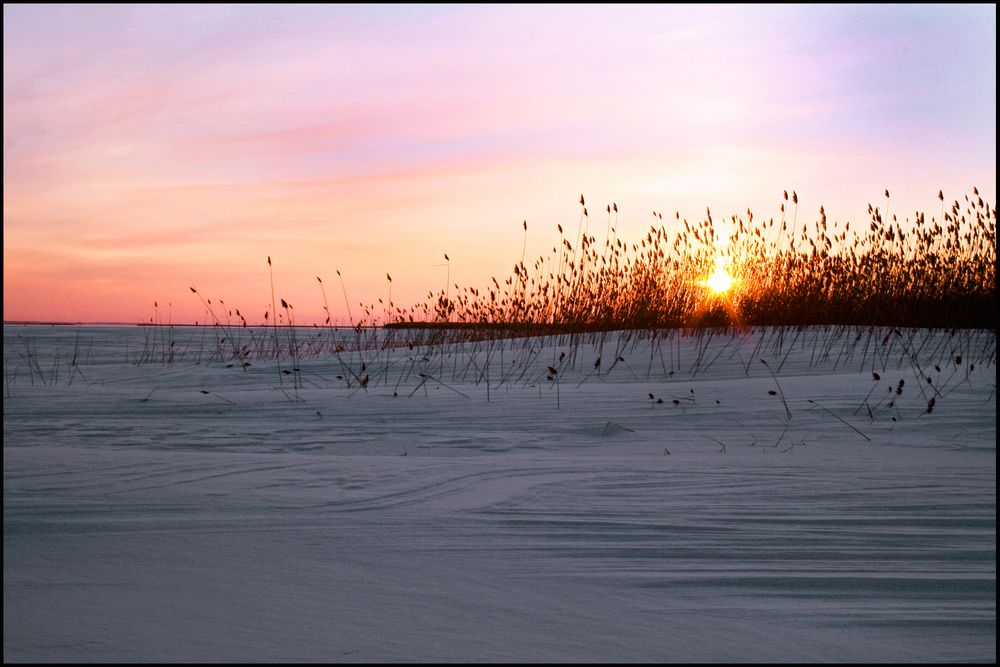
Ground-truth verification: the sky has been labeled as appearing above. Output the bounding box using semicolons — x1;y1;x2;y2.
3;4;996;324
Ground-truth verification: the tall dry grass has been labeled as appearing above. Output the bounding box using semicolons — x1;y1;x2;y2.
400;189;994;332
167;188;993;368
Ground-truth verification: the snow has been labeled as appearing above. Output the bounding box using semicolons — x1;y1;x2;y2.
3;325;996;662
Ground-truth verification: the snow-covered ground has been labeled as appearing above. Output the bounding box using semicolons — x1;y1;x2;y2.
4;325;996;662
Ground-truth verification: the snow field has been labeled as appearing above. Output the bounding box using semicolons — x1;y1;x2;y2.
4;325;996;662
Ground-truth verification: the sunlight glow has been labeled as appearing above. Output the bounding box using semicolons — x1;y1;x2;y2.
704;258;734;295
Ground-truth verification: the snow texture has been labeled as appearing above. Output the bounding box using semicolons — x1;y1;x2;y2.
3;325;996;662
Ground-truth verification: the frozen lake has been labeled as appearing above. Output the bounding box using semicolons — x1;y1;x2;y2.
3;324;996;662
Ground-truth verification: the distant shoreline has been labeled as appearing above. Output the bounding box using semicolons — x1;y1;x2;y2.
4;321;189;327
4;320;92;326
3;321;365;329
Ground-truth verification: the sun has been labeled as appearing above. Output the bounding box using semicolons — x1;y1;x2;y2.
703;258;734;295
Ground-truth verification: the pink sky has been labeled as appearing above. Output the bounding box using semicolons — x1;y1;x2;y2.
4;4;995;324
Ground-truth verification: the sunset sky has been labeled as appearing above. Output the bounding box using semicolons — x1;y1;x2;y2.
4;4;995;324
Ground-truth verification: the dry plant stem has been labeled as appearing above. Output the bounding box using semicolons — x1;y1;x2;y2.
807;400;871;441
267;257;284;387
200;390;237;405
855;375;882;415
760;359;792;420
282;300;301;393
4;356;13;398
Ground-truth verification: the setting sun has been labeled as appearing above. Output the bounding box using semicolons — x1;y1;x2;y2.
704;259;734;295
